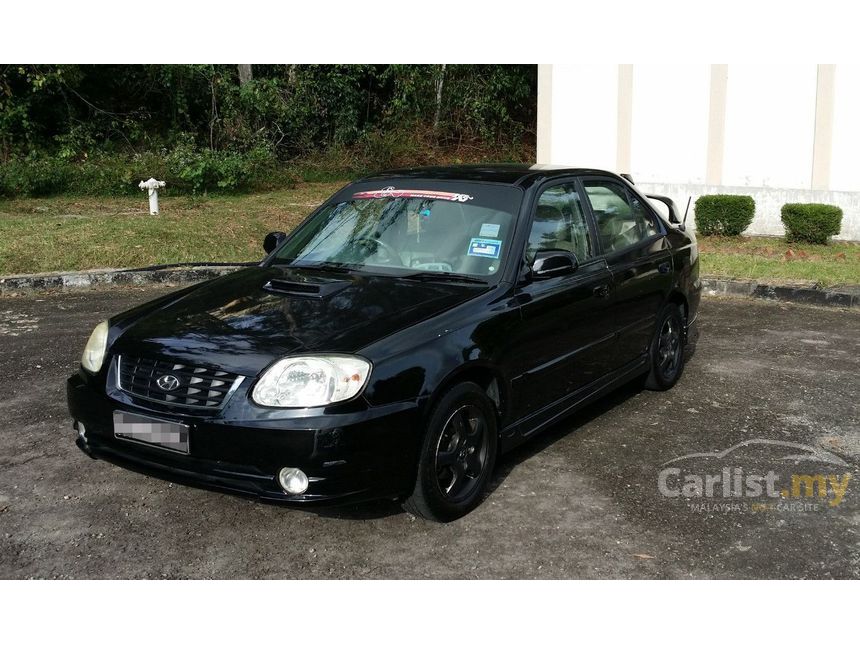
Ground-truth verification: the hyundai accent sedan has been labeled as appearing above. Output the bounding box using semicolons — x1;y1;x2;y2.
67;165;701;521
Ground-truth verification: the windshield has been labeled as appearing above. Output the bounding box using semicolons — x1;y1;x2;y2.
271;183;521;279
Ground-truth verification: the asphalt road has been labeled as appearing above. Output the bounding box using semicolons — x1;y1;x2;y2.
1;286;858;579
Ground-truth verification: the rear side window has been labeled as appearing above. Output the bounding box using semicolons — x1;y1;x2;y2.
526;184;594;262
582;180;659;254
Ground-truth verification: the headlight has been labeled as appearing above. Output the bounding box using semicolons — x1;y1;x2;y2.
81;320;109;374
252;355;371;408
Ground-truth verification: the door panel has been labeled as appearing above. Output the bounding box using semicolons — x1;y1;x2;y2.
508;260;615;422
581;178;672;369
605;237;672;366
507;180;615;424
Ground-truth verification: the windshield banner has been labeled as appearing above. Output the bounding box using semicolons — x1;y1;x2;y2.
353;187;474;203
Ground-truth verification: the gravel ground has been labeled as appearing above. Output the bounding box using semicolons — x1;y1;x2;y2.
1;286;858;579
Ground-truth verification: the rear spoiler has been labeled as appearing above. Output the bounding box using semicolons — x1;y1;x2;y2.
646;194;680;224
646;193;694;232
621;174;689;229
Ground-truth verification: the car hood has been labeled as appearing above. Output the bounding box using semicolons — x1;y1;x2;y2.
111;266;487;376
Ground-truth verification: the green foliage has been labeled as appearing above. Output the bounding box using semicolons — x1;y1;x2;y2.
0;144;283;197
0;65;537;197
0;156;71;196
382;64;534;142
780;203;843;244
164;137;278;193
694;194;755;236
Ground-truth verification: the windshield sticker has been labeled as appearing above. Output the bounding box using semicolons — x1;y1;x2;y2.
467;238;502;259
407;211;420;234
353;186;474;203
479;222;501;238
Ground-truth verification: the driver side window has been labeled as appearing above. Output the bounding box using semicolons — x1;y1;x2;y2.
526;184;594;263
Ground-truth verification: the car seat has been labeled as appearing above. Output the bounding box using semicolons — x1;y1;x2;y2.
593;210;625;253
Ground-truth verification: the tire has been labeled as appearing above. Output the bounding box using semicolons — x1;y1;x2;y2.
403;382;498;522
644;303;686;391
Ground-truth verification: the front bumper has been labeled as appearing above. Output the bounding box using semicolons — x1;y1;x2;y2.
68;372;424;506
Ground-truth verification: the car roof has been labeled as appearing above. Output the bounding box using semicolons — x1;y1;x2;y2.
361;164;626;188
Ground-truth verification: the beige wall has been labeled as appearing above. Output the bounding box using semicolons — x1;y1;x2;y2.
537;64;860;240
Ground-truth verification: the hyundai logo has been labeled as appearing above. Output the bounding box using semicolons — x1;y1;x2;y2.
156;374;181;391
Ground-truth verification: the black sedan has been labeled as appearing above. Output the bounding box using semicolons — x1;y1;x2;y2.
67;165;701;521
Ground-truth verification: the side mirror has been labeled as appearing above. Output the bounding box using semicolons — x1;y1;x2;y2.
531;250;578;279
263;231;287;255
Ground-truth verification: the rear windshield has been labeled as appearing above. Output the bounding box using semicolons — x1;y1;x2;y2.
271;181;523;278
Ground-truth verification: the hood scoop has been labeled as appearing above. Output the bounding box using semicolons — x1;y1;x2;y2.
262;276;351;299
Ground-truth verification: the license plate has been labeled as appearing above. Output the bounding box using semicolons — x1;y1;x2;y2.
113;411;190;454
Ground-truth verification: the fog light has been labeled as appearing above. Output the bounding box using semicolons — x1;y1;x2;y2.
278;467;309;495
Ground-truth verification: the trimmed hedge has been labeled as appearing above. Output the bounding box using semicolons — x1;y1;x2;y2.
694;195;755;236
781;203;843;244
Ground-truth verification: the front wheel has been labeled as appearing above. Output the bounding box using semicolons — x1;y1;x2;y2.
403;382;498;522
644;303;686;391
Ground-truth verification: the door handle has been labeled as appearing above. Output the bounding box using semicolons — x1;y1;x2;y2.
593;284;610;298
658;261;671;274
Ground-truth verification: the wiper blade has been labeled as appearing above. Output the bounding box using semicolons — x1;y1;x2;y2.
276;261;355;274
402;271;489;285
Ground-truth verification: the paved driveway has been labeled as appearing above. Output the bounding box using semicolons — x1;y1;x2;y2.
1;287;858;578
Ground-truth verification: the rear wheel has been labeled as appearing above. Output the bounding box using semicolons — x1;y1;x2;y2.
645;303;686;391
403;382;498;522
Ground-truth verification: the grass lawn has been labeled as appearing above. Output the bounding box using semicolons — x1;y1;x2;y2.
698;235;859;288
1;187;858;287
0;183;343;275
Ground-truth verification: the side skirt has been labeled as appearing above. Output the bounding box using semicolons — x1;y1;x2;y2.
499;356;649;454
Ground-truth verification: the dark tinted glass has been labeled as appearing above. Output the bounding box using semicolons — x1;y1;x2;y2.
526;184;593;262
274;183;523;278
582;180;659;253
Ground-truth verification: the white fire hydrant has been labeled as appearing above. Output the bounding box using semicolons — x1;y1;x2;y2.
139;178;166;215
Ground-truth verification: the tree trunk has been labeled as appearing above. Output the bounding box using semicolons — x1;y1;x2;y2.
433;64;447;132
209;73;218;151
238;64;253;86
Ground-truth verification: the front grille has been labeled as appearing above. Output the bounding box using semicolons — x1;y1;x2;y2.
117;355;243;409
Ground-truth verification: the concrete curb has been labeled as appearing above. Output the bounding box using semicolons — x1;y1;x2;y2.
0;265;246;295
701;278;858;308
0;265;857;308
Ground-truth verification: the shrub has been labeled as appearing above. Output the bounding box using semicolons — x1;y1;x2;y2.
0;156;74;197
694;195;755;236
0;123;533;198
781;203;843;244
0;144;284;198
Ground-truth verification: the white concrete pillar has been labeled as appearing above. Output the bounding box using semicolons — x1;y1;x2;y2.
706;64;728;185
536;64;553;164
616;64;634;174
811;64;836;191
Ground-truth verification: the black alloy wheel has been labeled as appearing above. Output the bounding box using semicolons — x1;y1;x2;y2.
404;382;498;521
657;316;682;379
645;303;686;391
434;404;490;503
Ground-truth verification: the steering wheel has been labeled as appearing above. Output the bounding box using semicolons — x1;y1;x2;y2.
353;236;404;266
